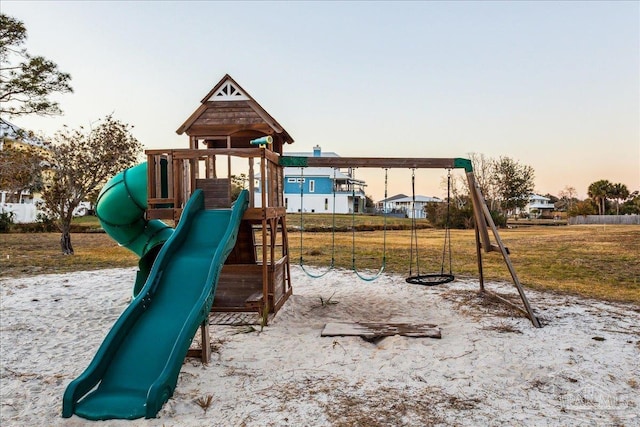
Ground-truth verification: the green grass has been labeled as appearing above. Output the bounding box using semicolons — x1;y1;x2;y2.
1;221;639;304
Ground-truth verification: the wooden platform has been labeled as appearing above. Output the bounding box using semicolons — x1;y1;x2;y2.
321;322;441;340
209;311;270;326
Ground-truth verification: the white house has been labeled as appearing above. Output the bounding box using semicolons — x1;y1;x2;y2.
519;194;555;218
255;145;368;214
0;119;45;223
377;194;443;219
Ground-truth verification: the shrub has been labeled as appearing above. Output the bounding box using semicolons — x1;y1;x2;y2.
0;211;15;233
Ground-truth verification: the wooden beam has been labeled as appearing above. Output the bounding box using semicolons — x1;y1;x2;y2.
282;156;460;169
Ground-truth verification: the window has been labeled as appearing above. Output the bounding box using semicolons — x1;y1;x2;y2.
285;198;288;208
287;178;296;183
325;198;328;210
309;180;315;193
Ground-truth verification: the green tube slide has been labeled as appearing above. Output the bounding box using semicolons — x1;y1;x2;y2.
95;162;173;294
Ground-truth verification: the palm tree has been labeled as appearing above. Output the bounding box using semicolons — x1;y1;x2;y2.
610;183;630;215
587;179;612;215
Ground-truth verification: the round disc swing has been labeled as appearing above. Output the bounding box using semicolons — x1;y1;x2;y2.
298;167;336;278
406;168;455;286
351;168;388;281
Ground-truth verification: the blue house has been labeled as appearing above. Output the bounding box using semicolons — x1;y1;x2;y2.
255;145;367;213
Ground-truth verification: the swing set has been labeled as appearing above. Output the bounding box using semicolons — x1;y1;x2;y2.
283;155;541;328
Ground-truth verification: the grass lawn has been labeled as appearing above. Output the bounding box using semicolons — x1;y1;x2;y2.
1;223;638;304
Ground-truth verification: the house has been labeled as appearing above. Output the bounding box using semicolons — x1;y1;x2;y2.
519;194;555;218
0;119;49;223
255;145;367;214
377;193;443;219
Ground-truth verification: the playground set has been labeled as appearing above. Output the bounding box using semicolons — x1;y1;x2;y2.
62;75;540;421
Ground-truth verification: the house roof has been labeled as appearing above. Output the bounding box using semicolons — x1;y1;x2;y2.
258;167;365;184
283;167;354;181
285;150;341;158
176;74;294;144
379;193;408;203
529;194;551;201
380;194;442;203
0;118;47;148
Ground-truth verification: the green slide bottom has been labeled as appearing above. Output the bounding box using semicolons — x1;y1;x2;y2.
62;189;249;420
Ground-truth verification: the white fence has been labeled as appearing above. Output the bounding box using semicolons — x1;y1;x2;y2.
568;215;640;225
0;202;38;223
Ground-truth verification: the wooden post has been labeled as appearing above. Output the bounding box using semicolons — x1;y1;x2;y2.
481;205;541;328
260;149;269;316
227;136;232;203
474;224;485;292
466;172;491;253
187;317;211;363
248;157;255;208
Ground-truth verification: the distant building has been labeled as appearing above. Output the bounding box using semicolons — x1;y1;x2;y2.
255;145;367;213
377;194;443;219
517;194;555;218
0;118;50;222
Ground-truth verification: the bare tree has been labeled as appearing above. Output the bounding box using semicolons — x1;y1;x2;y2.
465;152;498;209
41;115;142;254
558;185;577;211
0;143;45;202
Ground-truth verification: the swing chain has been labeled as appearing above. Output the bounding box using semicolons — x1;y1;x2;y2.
298;166;336;278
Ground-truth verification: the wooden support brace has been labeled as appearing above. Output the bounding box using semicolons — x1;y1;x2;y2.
186;317;211;363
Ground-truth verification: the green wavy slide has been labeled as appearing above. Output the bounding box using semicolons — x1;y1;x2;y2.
62;162;249;420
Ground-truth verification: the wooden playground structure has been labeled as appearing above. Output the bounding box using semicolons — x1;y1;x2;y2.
142;75;541;358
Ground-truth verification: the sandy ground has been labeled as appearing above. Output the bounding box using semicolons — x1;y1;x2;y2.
1;266;639;426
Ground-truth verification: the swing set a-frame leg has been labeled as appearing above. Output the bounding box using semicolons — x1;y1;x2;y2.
467;172;542;328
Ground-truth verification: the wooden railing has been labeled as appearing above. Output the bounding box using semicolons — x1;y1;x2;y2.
145;148;283;221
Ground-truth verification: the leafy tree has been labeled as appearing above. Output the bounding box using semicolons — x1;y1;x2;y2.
567;200;597;217
491;156;535;217
0;143;45;202
621;190;640;214
41;115;142;254
0;14;72;117
587;179;612;215
610;182;630;215
230;173;248;202
364;194;375;211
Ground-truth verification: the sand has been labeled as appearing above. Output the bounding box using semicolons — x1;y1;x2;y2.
1;266;639;426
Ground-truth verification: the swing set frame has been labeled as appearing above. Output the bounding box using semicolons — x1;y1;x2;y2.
281;155;541;328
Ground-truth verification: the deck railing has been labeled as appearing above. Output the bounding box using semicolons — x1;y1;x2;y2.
145;148;283;221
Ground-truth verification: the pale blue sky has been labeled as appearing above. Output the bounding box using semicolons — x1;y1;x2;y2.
3;1;639;200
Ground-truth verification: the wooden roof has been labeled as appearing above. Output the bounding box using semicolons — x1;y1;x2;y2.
176;74;294;144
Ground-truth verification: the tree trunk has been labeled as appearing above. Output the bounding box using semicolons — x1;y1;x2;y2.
60;229;74;255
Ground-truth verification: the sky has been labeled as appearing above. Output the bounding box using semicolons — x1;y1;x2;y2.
2;1;639;201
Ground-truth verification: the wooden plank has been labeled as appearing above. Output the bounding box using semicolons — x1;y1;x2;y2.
171;148;264;159
322;322;441;339
226;220;256;264
146;208;176;220
286;157;459;169
196;178;230;209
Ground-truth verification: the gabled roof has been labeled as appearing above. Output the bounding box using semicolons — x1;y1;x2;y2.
176;74;294;143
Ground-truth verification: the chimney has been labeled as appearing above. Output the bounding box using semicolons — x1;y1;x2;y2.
313;145;321;157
